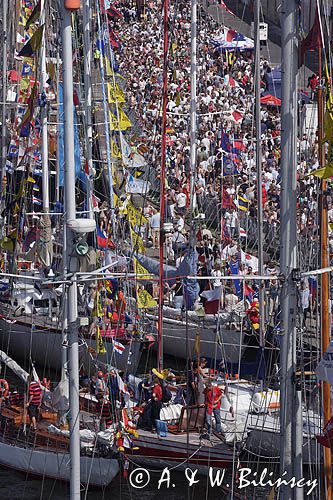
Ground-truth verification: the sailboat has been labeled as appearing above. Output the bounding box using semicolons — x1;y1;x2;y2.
0;0;123;488
0;0;148;375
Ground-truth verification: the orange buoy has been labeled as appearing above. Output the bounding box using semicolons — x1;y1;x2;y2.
64;0;80;10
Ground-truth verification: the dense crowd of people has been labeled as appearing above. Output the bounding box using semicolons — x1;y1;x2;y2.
99;0;322;326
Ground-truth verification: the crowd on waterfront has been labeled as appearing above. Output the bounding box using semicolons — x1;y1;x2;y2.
100;1;323;321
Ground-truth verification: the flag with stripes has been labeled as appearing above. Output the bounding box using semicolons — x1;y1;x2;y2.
113;340;125;355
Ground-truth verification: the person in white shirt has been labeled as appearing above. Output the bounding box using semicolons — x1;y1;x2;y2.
300;281;310;327
150;209;160;249
176;191;187;214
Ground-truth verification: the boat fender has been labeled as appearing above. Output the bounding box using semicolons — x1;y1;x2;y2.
0;379;9;398
64;0;80;9
13;306;25;317
116;430;124;452
123;457;129;478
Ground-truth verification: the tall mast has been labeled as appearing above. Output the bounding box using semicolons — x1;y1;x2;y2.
318;47;332;500
279;0;303;498
158;0;169;372
189;0;197;229
95;1;115;236
1;0;8;198
254;0;265;375
40;0;51;266
61;3;80;499
82;0;93;219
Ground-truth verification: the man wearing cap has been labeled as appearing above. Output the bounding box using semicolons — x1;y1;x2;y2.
95;371;107;398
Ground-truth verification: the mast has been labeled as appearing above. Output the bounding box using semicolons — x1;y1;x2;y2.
279;0;303;498
1;0;8;199
318;47;332;500
40;0;51;267
82;0;93;219
61;3;80;498
95;1;116;236
189;0;197;228
158;0;169;372
254;0;265;375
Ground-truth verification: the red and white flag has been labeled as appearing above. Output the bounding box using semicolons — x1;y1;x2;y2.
113;340;125;355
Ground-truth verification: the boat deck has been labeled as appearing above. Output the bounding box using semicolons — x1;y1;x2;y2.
137;428;226;448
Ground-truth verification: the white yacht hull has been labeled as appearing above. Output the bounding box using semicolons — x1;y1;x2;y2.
147;310;246;364
0;440;119;486
244;413;322;464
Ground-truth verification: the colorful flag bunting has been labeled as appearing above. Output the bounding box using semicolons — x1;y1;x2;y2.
25;0;41;30
18;24;44;58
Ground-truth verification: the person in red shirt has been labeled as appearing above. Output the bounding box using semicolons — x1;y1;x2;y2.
204;381;222;436
151;376;162;431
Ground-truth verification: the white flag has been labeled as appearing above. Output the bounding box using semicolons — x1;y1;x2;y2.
126;175;150;194
316;341;333;386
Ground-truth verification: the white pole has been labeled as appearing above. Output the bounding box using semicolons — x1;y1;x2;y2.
280;0;303;497
60;4;80;499
254;0;265;384
82;0;93;218
189;0;197;227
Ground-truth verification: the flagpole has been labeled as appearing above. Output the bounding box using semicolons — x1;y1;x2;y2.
96;1;116;237
82;0;93;219
279;0;303;498
158;0;169;372
254;0;265;385
318;45;332;500
1;0;8;212
61;3;81;499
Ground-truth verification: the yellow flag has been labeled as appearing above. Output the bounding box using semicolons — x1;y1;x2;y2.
137;288;157;309
118;107;132;130
26;176;36;183
134;258;154;280
19;15;27;27
92;291;103;318
107;83;125;104
105;56;112;77
127;201;148;227
20;78;31;92
130;228;145;253
96;326;107;354
307;165;333;179
111;139;121;158
109;108;132;131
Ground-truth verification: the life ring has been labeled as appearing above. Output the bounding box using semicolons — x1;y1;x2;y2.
0;379;9;398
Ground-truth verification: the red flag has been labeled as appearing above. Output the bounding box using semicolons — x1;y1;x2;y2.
109;30;120;49
300;8;322;65
221;218;231;243
222;187;235;209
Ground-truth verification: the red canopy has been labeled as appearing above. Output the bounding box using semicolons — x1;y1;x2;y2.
260;94;281;106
